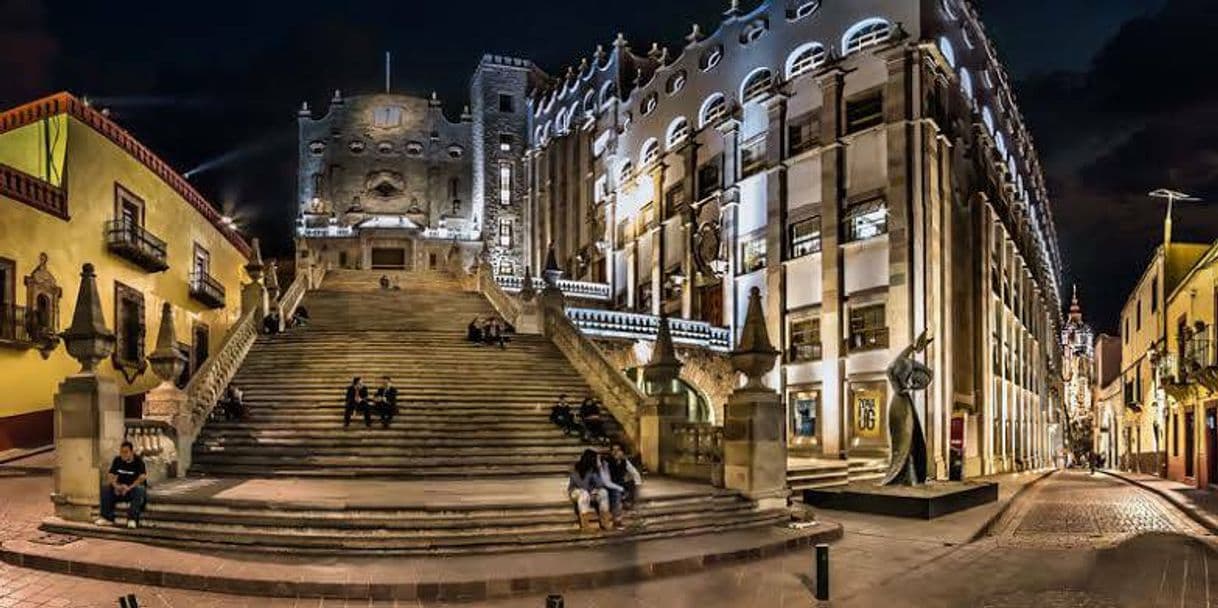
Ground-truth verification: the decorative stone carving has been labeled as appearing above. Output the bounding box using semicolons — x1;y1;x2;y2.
880;330;934;487
244;238;265;282
643;314;682;394
23;252;62;358
60;263;115;373
147;302;185;385
265;261;281;302
694;221;723;278
730;287;778;390
542;242;563;287
518;265;537;302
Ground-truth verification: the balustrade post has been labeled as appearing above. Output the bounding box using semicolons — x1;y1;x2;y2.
142;302;185;481
516;265;542;335
52;264;123;522
241;238;269;319
639;315;686;473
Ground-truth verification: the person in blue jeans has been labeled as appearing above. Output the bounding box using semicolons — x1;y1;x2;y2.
95;440;147;529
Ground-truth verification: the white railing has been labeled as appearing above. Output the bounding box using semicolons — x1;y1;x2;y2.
565;307;732;352
178;306;260;468
279;270;309;320
495;274;612;301
125;419;178;483
422;226;481;242
297;225;355;238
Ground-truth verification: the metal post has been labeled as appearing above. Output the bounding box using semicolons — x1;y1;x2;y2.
118;594;139;608
545;594;564;608
815;543;830;601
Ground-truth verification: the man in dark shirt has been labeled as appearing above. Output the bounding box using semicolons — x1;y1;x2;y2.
344;377;371;428
95;440;148;528
373;376;398;429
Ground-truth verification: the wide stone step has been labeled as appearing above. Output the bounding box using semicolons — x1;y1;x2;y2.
186;464;572;478
193;435;582;447
197;422;587;435
192;445;587;458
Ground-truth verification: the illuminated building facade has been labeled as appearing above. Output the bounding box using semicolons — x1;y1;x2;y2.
523;0;1065;478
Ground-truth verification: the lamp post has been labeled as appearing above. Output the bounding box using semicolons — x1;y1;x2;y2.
1148;188;1200;476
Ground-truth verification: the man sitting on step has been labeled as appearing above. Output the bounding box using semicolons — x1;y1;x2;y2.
579;397;608;444
604;442;643;513
343;377;371;428
95;440;148;529
549;394;578;435
373;376;398;429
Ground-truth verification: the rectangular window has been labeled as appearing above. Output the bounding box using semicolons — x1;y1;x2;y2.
640;203;657;231
787;113;819;156
842;198;888;242
788;216;822;258
791;389;820;438
193;244;211;276
594;175;608;202
498;217;513;247
740;135;767;177
115;185;144;227
790;318;822;362
665;182;688;214
847;304;888;352
498;93;515;113
1136;300;1142;331
114;282;146;368
499;164;512;206
637;280;653;313
739;236;766;274
616;218;633;244
0;257;14;342
498;133;513;152
1151;275;1158;313
696;154;723;200
846;92;884;133
1172;412;1179;456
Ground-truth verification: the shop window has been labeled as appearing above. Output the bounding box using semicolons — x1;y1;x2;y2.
790;388;820;439
790;318;822;362
789;216;822;258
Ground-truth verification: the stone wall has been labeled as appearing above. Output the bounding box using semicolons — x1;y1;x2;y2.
592;338;735;425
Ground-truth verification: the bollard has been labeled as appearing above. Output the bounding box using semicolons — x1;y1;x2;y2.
545;594;564;608
815;543;829;601
118;594;140;608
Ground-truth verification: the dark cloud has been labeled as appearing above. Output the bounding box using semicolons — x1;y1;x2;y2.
1015;0;1218;331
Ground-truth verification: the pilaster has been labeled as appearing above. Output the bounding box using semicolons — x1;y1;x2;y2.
817;68;846;457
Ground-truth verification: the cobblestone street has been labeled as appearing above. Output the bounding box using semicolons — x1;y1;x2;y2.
1;463;1215;607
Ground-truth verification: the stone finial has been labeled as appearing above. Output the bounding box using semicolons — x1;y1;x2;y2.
542;242;563;287
724;0;741;18
614;32;628;49
265;261;281;301
245;237;265;281
461;105;472;121
148;302;185;385
430;91;441;107
519;265;537;302
594;44;606;62
61;263;115;373
686;24;703;45
648;42;662;60
299;101;310;117
579;57;589;72
332;89;343;104
659;47;670;64
731;287;779;390
643;314;683;393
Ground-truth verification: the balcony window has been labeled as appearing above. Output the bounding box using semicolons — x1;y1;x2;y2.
107;186;169;272
846;93;884;134
842;198;888;242
847;304;888;352
189;244;225;309
789;216;822;258
739;236;766;274
790;318;822;362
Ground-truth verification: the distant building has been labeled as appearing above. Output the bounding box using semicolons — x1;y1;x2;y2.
1093;333;1123;467
1060;287;1094;459
0;93;252;451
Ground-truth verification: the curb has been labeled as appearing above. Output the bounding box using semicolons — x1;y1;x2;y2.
1099;469;1218;536
969;468;1056;542
0;445;54;466
0;523;843;602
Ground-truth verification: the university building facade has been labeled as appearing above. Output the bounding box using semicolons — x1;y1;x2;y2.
294;0;1065;479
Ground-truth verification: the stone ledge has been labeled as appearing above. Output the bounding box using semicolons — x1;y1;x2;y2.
0;522;842;602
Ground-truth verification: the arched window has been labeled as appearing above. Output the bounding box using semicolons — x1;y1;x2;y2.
699;93;728;128
994;132;1007;158
666;70;687;95
938;36;956;68
786;42;827;79
640;92;658;116
617;160;634;185
599;80;617;106
740;68;773;103
640;138;660;166
959;68;973;100
666;117;690;150
842;18;893;55
981;106;995;135
940;0;957;19
700;45;724;71
787;1;820;21
740;19;767;45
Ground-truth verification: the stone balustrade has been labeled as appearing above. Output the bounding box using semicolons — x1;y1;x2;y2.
565;307;732;352
479;265;522;326
665;421;725;486
495;274;611;301
124;418;178;482
279;270;310;320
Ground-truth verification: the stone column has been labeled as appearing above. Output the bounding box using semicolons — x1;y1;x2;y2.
817;68;846;458
723;287;789;510
638;315;685;473
717;118;742;336
52;263;122;522
761;93;788;391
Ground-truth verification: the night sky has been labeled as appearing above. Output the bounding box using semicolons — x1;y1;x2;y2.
2;0;1215;333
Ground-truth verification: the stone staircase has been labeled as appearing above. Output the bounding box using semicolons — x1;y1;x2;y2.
787;455;891;498
45;269;788;554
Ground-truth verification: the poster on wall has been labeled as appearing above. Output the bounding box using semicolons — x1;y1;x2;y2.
852;383;884;440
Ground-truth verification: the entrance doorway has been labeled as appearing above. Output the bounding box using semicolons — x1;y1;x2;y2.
1207;407;1218;487
371;248;407;269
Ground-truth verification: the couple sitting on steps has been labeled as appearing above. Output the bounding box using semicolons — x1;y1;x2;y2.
344;376;397;428
567;444;642;532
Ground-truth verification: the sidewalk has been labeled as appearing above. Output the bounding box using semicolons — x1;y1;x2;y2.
1101;468;1218;535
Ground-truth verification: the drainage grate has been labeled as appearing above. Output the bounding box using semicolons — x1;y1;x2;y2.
29;532;80;546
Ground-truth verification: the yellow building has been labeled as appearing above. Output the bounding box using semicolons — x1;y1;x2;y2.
0;93;252;452
1163;240;1218;488
1116;243;1208;474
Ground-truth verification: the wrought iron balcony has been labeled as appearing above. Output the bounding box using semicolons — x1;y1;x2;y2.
565;307;731;352
105;219;169;272
188;271;226;309
494;274;612;302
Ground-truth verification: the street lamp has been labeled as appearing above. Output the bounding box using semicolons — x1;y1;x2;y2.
1147;188;1201;477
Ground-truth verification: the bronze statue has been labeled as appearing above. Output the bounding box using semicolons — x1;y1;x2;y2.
881;330;933;486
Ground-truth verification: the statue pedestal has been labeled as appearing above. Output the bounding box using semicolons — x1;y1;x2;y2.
51;374;123;522
722;389;789;511
241;281;269;320
804;481;998;519
638;396;685;474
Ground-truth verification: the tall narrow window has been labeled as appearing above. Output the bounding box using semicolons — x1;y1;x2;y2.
846;92;884;133
843;198;888;242
0;257;13;342
498;93;515;113
499;164;512;206
113;282;146;376
848;304;888;352
498;217;513;247
790;318;822;362
789;216;822;258
739;236;767;273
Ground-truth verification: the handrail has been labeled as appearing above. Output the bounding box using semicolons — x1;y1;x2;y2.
179;305;259;453
543;305;646;443
565;307;732;352
279;270;309;320
479;264;522;326
495;274;612;301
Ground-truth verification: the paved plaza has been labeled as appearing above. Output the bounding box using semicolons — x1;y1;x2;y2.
2;454;1214;607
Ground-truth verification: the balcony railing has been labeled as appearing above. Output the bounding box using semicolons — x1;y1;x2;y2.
0;305;32;347
495;274;612;301
565;307;731;352
189;271;226;309
740;135;767;178
421;226;481;242
105;219;169;272
297;224;356;238
846;327;890;353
